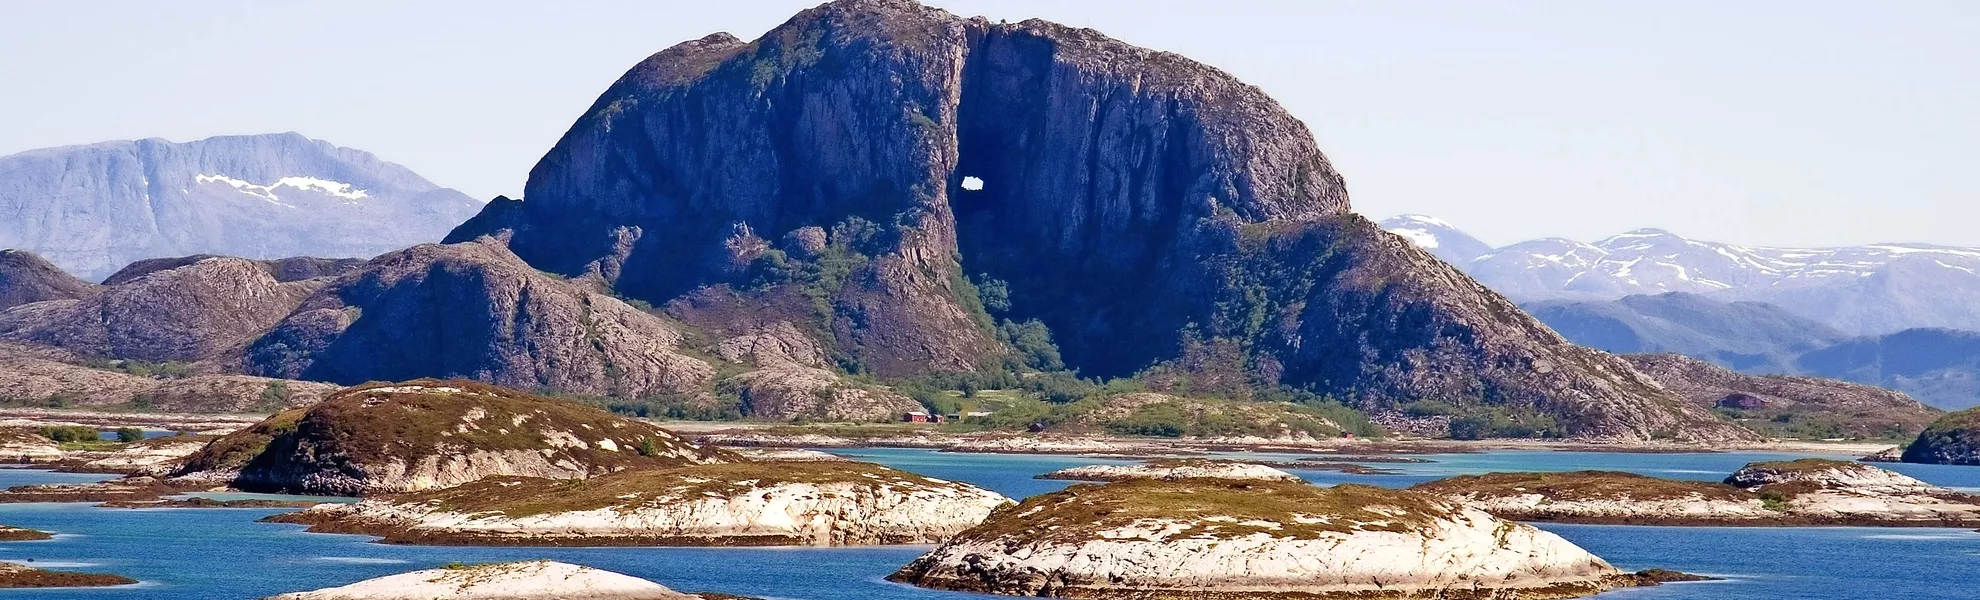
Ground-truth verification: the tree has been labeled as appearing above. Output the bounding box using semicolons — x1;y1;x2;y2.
115;428;144;443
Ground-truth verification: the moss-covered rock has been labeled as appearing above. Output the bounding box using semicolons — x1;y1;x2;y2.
174;380;732;495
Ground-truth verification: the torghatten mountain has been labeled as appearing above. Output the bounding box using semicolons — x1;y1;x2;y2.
0;133;484;281
439;0;1745;441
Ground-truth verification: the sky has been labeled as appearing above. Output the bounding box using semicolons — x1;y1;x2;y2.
1;1;1974;248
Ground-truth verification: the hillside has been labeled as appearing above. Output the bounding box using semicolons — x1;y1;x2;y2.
0;133;483;281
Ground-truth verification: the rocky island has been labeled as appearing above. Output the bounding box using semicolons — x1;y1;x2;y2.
268;461;1010;546
0;561;136;589
1901;407;1980;465
263;560;694;599
1036;458;1308;482
1416;458;1980;526
171;380;731;495
891;472;1696;599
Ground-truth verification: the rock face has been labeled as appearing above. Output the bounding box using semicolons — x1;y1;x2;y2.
102;255;364;286
0;132;483;281
1037;459;1305;483
1624;353;1939;439
174;381;730;495
0;256;323;362
1416;459;1980;527
1903;407;1980;465
891;478;1647;598
262;560;693;600
244;240;716;401
272;461;1010;546
442;0;1743;441
0;249;98;311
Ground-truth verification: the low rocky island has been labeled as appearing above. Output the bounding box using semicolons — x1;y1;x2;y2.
0;561;136;589
268;461;1010;546
891;471;1697;599
1416;458;1980;527
1036;459;1308;482
0;524;50;541
171;380;731;495
262;560;694;599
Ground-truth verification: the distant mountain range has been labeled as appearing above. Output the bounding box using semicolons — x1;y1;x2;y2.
1381;214;1980;336
0;133;484;281
1381;215;1980;409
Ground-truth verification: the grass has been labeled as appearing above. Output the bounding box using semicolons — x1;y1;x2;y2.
1412;471;1750;503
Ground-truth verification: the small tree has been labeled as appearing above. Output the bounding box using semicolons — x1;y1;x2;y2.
115;428;144;443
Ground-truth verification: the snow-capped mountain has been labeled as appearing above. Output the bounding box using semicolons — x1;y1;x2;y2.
1382;215;1980;335
1378;214;1493;267
0;133;485;280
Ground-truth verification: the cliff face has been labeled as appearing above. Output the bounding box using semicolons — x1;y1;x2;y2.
444;0;1744;441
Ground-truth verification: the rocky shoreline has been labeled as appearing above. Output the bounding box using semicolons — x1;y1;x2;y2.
1416;459;1980;527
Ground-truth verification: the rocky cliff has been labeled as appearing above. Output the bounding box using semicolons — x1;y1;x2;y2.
1625;353;1939;440
174;381;730;494
0;133;483;281
890;477;1669;598
442;0;1744;442
272;461;1011;546
0;250;98;311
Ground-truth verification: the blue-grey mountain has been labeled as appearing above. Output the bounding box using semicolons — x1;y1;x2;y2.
0;133;483;281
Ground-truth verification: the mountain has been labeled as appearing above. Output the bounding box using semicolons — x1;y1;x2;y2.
1524;292;1848;373
1796;328;1980;410
0;133;484;281
1525;293;1980;409
1623;353;1938;440
1378;214;1493;266
441;0;1747;441
1387;216;1980;336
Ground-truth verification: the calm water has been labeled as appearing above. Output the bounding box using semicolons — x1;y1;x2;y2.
0;449;1977;599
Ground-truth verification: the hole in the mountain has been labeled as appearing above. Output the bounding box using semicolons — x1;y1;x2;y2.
960;176;984;191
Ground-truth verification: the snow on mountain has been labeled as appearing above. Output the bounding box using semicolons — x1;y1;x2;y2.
0;133;485;280
1383;216;1980;336
1378;214;1493;267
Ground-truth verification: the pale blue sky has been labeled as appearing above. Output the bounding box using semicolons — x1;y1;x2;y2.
2;1;1973;247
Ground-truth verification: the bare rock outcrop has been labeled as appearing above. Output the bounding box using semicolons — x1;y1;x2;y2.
103;254;363;286
262;560;693;600
244;241;714;399
173;380;731;495
1417;459;1980;527
891;477;1679;598
0;249;98;311
0;348;333;412
0;256;320;362
1037;459;1305;483
269;461;1010;546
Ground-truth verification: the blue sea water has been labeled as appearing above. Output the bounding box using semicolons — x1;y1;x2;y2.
0;449;1977;599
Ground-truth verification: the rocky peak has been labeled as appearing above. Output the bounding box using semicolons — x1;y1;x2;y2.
0;256;319;362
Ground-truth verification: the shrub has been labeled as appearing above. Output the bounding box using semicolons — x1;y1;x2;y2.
114;428;144;443
38;426;100;443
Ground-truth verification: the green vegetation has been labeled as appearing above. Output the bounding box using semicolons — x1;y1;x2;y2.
1447;406;1565;440
1904;407;1980;463
1716;408;1913;441
1412;471;1750;503
114;428;144;443
255;380;293;411
38;425;99;444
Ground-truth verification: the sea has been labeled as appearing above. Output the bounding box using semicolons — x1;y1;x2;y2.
1;448;1977;599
